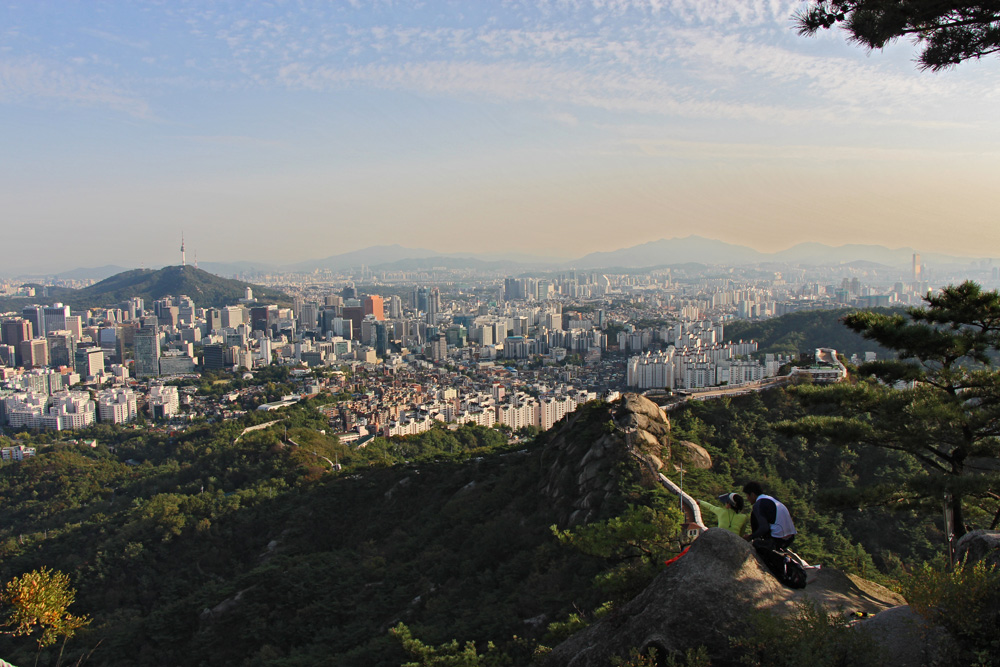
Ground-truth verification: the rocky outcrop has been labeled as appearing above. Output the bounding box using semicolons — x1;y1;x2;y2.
956;529;1000;570
857;606;955;667
674;440;712;469
547;529;903;666
539;394;671;527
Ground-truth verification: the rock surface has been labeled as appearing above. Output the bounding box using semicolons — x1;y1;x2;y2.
674;440;712;469
547;529;902;666
857;605;955;667
956;529;1000;569
539;394;672;526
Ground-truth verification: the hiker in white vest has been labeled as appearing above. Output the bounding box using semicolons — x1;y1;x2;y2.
741;481;796;551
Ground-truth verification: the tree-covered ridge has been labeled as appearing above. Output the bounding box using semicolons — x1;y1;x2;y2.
723;307;900;357
0;368;992;665
0;265;289;311
0;405;620;666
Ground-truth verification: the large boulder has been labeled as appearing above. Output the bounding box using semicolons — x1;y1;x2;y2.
547;529;903;666
955;529;1000;570
674;440;712;470
857;606;955;667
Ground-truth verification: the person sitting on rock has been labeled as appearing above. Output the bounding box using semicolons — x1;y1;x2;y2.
698;492;749;536
742;481;796;551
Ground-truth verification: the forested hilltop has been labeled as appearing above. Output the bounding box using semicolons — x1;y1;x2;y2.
723;307;900;358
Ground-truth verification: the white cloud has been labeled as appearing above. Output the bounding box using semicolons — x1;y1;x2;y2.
0;57;150;117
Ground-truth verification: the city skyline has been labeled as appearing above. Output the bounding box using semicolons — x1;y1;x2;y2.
3;1;999;274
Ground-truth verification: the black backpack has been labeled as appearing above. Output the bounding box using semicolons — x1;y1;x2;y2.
756;547;808;589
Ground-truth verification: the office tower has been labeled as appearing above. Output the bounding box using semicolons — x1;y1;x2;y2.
221;305;245;328
202;343;227;371
342;306;364;339
364;295;385;321
177;295;195;324
341;285;357;299
388;295;402;319
375;322;389;357
913;253;922;282
126;297;144;320
42;304;71;335
426;287;441;324
2;318;33;366
75;347;105;379
299;303;319;329
21;306;44;337
46;330;76;368
18;339;49;368
133;327;161;378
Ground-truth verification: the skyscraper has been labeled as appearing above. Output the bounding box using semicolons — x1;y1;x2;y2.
364;295;385;321
133;327;160;378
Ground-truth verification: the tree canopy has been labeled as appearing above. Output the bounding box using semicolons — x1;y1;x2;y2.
795;1;1000;70
787;282;1000;542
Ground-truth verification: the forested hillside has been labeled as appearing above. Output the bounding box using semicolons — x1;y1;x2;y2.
0;386;959;666
724;307;900;358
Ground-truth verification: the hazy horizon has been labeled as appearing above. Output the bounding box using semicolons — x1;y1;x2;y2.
3;1;999;274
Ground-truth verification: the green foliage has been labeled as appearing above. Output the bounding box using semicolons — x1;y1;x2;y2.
787;282;1000;541
552;505;682;563
543;601;613;645
724;307;899;357
902;561;1000;663
391;623;512;666
795;1;1000;71
667;389;937;571
0;567;88;649
731;602;884;667
553;504;682;601
611;645;710;667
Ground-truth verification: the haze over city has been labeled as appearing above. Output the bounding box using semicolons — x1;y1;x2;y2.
3;1;999;274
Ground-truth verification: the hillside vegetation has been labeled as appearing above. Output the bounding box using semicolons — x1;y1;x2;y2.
724;307;900;357
0;386;954;666
1;266;289;311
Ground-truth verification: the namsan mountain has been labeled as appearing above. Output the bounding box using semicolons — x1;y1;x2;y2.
7;265;289;310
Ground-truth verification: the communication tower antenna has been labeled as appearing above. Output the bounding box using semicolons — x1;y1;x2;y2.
181;232;186;267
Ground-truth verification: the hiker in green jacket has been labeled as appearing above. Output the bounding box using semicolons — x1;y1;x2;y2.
698;492;750;536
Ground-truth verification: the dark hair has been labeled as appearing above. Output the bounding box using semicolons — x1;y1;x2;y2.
742;481;763;497
718;492;744;513
730;493;745;513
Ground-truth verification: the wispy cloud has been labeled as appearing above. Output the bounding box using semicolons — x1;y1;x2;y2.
79;27;150;50
0;57;150;117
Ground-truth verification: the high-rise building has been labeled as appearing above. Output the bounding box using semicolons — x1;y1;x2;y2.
133;328;160;378
2;318;33;366
42;304;71;335
46;330;76;368
363;295;385;321
21;306;44;338
913;253;922;282
426;287;441;324
75;347;105;379
18;339;49;368
202;343;228;371
388;295;403;319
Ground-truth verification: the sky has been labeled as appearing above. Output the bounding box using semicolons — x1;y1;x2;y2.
2;0;999;274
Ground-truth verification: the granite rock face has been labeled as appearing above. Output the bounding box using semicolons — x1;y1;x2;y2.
956;529;1000;570
547;529;904;666
674;440;712;470
539;394;671;527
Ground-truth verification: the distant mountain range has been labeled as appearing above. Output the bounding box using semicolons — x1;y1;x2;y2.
281;237;990;273
10;237;994;281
